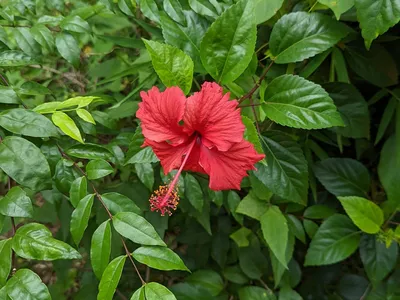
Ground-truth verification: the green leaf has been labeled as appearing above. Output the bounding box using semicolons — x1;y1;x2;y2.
303;205;336;220
112;212;166;246
160;11;208;73
185;174;203;212
355;0;400;49
0;87;19;104
31;24;54;52
0;186;33;218
70;194;94;245
145;282;176;300
318;0;354;19
12;223;81;260
279;286;302;300
143;39;193;95
76;109;96;124
227;190;243;225
66;144;113;160
303;219;318;239
0;239;12;288
270;233;295;287
0;109;59;138
125;147;159;164
6;269;50;300
69;176;87;208
130;287;145;300
223;265;249;284
189;0;219;18
55;33;80;66
345;43;398;87
186;270;224;296
360;234;398;284
0;50;36;67
269;12;349;64
52;111;83;143
376;98;397;145
238;286;275;300
138;0;160;23
17;82;52;96
304;214;361;266
262;75;344;129
56;96;98;110
13;28;41;56
338;196;384;234
239;245;269;280
255;0;284;24
200;0;256;83
98;255;126;300
91;220;112;279
236;191;268;221
132;245;189;271
378;136;400;205
230;227;252;248
135;163;154;191
323;83;370;139
0;136;51;191
101;192;142;215
314;158;370;197
86;159;113;180
260;205;289;268
60;15;90;33
242;116;263;154
163;0;185;24
287;215;306;244
254;131;308;205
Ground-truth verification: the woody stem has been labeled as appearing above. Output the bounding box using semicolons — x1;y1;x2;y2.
160;139;196;207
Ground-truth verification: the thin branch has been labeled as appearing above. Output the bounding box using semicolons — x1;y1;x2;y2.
0;73;8;85
239;61;274;104
56;145;146;285
30;65;86;90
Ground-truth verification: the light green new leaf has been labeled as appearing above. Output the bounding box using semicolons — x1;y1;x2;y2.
0;186;33;218
230;227;252;248
12;223;81;260
52;111;83;143
236;191;268;221
270;233;295;287
318;0;354;19
304;214;361;266
242;116;263;154
185;173;203;212
70;194;94;245
145;282;176;300
200;0;256;83
130;287;145;300
314;158;370;197
360;234;398;284
0;50;36;67
132;246;189;271
0;136;52;191
262;75;344;129
0;109;59;138
112;212;166;246
143;39;193;95
69;176;87;208
269;12;349;64
86;159;113;180
355;0;400;49
91;220;112;279
254;131;308;205
6;269;51;300
76;109;96;124
0;239;12;288
260;205;289;268
98;255;126;300
338;196;384;234
55;33;80;66
255;0;284;24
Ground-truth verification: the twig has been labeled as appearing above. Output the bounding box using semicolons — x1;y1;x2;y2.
56;145;146;285
115;289;128;300
239;61;274;104
0;73;8;85
30;65;86;91
145;266;150;282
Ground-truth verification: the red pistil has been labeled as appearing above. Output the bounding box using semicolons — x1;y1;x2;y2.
149;139;196;216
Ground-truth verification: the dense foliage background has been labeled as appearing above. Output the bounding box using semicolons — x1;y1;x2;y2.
0;0;400;299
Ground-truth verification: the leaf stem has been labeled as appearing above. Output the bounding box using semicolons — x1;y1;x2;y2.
56;145;146;285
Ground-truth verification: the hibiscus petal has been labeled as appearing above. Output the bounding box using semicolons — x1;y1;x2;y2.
183;82;245;151
137;86;188;144
199;140;265;190
145;138;197;174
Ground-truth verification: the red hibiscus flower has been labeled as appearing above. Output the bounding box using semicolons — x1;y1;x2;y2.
136;82;265;215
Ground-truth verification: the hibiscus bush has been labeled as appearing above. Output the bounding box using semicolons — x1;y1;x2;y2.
1;0;400;299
